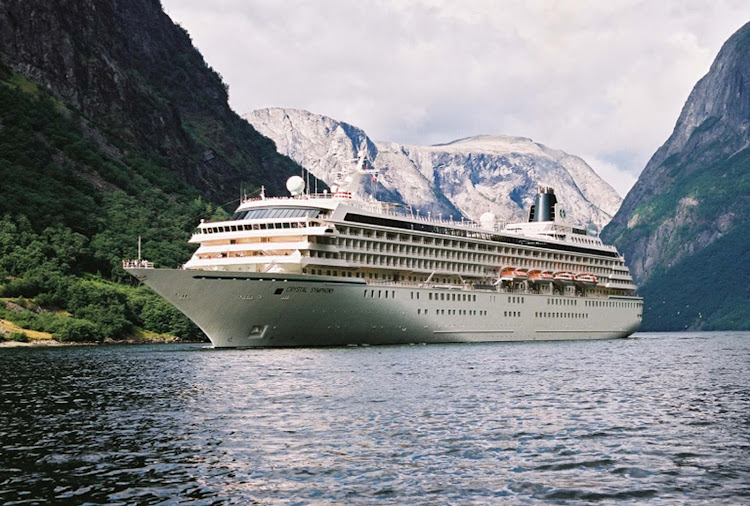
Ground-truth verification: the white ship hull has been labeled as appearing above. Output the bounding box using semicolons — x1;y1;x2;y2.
128;268;641;348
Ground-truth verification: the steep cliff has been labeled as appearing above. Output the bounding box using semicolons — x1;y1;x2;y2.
0;0;312;341
246;108;622;231
0;0;302;201
602;21;750;330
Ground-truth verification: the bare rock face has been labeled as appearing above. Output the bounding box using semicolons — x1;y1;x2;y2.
246;108;622;231
601;22;750;331
0;0;302;201
602;21;750;285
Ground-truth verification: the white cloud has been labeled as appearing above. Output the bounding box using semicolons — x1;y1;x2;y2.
580;154;638;198
162;0;750;196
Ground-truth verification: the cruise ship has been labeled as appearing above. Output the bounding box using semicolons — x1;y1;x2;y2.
124;156;642;347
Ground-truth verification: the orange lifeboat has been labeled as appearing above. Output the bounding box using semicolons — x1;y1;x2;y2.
530;269;554;283
500;267;516;281
553;271;575;284
501;267;529;282
514;268;530;280
575;273;598;286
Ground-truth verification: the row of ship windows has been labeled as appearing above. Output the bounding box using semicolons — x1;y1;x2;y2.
201;221;318;234
364;290;396;299
411;310;637;319
308;269;399;281
333;227;615;265
311;250;615;277
584;300;641;308
571;236;600;246
422;292;477;302
536;312;589;319
548;298;578;306
232;207;321;221
417;309;489;316
198;227;620;274
199;242;620;279
366;290;482;302
607;279;633;286
324;253;485;274
336;241;616;266
363;289;638;310
304;268;456;284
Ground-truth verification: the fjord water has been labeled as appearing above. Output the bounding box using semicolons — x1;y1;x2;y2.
1;332;748;504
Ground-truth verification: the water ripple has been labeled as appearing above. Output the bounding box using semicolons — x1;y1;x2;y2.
0;332;749;503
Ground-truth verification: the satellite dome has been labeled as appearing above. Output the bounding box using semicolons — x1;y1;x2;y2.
286;176;305;196
479;212;496;230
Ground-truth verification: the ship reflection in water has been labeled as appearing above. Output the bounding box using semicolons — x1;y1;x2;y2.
1;332;749;503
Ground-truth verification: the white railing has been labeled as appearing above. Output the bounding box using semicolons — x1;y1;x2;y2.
123;259;154;269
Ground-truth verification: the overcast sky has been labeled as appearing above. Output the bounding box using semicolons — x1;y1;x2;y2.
161;0;750;197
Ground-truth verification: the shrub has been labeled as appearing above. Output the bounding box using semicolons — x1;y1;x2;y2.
66;279;132;339
71;304;131;339
33;312;69;334
53;318;103;343
8;331;28;342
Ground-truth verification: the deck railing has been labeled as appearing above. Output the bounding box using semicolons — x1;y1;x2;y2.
122;259;154;269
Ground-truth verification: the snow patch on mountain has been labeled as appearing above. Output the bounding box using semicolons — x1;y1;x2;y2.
244;108;622;231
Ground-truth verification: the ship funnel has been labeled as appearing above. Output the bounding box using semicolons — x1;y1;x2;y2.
528;186;557;222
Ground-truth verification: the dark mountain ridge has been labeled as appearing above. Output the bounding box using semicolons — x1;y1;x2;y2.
0;0;313;342
602;21;750;330
0;0;303;201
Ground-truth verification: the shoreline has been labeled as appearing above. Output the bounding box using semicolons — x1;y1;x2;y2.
0;337;207;348
1;314;206;347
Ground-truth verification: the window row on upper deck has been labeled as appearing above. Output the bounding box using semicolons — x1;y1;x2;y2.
232;207;321;221
332;224;618;270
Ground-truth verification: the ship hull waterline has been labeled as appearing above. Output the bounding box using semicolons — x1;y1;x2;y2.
127;268;641;348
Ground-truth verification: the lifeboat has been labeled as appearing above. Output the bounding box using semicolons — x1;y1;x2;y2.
500;267;516;281
575;273;598;286
530;270;554;283
514;268;529;280
553;271;575;284
500;267;529;282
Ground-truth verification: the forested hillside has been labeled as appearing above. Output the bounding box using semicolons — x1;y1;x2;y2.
0;64;221;341
0;0;309;342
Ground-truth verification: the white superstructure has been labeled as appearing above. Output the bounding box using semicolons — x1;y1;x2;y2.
125;158;642;347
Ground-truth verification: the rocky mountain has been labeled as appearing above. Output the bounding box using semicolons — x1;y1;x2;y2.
245;108;622;231
0;0;303;202
602;21;750;330
0;0;317;341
